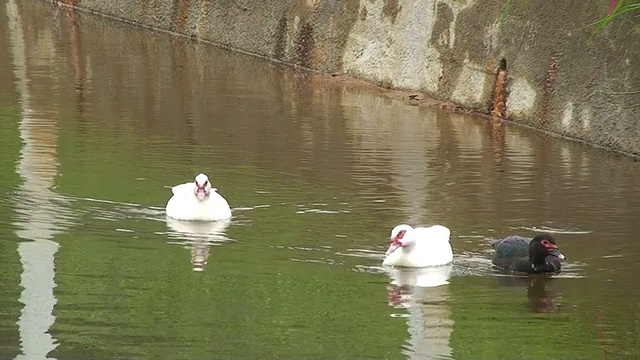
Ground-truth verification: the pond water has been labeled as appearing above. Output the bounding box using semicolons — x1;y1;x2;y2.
0;2;639;359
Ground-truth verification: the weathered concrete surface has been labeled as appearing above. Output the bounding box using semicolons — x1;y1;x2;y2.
53;0;639;156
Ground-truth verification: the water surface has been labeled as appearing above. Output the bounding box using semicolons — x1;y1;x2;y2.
0;2;639;359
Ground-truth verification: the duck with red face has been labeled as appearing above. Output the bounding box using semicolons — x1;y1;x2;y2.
383;224;453;268
491;234;566;274
166;173;232;221
194;173;211;200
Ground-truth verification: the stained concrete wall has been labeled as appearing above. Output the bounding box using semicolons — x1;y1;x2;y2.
54;0;639;156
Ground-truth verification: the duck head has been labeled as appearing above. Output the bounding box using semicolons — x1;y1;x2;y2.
193;173;212;201
529;234;565;263
386;224;413;255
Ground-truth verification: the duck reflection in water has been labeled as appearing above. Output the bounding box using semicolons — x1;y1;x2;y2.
166;218;232;271
527;275;558;313
386;265;454;359
496;275;558;313
386;265;453;306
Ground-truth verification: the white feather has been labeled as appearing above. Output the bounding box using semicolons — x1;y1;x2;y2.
383;224;453;267
165;173;232;221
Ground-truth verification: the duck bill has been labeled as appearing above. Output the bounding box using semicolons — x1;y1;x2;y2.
386;242;402;256
549;248;566;260
196;190;207;200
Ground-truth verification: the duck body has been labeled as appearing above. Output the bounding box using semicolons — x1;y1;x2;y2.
491;234;565;274
383;224;453;268
165;173;232;221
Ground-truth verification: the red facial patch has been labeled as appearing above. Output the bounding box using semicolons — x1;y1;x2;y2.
386;230;406;255
196;180;208;191
541;239;557;249
195;181;208;200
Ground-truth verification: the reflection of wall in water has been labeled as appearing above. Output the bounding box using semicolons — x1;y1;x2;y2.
5;2;80;359
341;92;442;224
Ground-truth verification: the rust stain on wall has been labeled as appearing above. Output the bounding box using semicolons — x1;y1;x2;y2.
295;22;315;68
490;58;508;119
274;16;288;60
382;0;401;23
359;6;367;21
171;0;191;35
538;54;558;127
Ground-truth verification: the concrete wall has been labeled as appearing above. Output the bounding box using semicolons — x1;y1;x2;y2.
55;0;639;156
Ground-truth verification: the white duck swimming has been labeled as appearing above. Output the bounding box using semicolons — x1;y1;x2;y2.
165;173;232;221
383;224;453;267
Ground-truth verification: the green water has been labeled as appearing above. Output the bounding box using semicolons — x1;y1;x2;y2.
0;1;639;359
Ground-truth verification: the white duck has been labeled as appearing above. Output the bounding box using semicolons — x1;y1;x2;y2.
383;224;453;267
165;173;232;221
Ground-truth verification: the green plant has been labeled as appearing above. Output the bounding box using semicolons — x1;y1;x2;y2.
592;0;640;33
